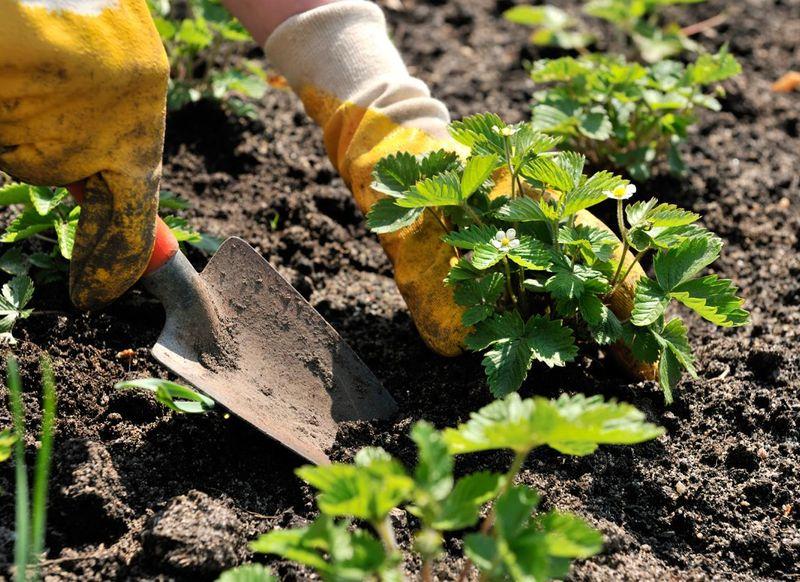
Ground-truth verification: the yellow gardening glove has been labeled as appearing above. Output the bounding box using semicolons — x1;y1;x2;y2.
264;0;652;379
0;0;169;310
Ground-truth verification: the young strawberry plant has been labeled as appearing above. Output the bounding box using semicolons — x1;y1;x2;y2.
506;0;708;63
0;182;222;290
146;0;268;118
246;393;663;581
529;48;741;179
368;114;748;402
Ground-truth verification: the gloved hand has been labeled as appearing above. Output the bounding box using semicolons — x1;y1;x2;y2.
0;0;169;310
262;0;650;377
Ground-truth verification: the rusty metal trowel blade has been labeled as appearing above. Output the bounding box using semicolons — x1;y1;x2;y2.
142;237;397;465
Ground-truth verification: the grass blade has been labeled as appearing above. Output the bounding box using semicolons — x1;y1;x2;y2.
30;356;56;572
7;356;29;582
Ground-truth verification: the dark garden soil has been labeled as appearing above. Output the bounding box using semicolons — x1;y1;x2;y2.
1;0;799;580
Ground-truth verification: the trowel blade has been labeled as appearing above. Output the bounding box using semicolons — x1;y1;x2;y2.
145;237;397;465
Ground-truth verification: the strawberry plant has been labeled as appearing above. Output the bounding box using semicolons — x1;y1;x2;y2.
116;378;215;414
529;48;741;179
506;0;707;63
0;181;222;290
368;114;748;402
246;393;663;581
146;0;268;118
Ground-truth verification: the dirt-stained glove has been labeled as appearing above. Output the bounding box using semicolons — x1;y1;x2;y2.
0;0;169;310
264;0;648;371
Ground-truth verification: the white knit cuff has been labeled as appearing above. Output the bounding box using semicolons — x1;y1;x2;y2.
263;0;450;136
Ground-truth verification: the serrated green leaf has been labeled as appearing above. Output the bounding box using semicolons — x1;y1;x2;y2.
296;448;413;522
454;273;505;326
688;45;741;85
482;337;534;397
445;258;482;285
29;187;68;216
54;218;78;260
443;393;664;456
250;515;388;579
621;323;662;363
562;171;626;217
419;149;461;178
495;197;550;223
558;224;618;263
367;199;423;234
578;110;612;140
464;533;498;572
0;182;34;206
646;203;699;227
495;486;541;540
653;234;722;290
431;471;503;530
0;275;34;340
657;319;694;373
159;191;191;210
0;247;29;276
397;172;463;208
163;215;202;243
579;294;622;345
465;311;526;351
670;275;749;327
449;113;507;151
521;154;578;193
1;210;54;242
525;316;578;367
371;152;422;197
537;511;604;558
626;198;659;228
507;236;551;270
442;225;496;250
658;348;680;404
215;563;276;582
461;154;498;198
471;243;505;270
631;277;669;326
115;378;215;414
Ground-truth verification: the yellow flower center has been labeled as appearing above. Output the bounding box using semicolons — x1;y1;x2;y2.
612;186;626;198
501;237;511;246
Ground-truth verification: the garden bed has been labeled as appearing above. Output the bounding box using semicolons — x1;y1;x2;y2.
1;0;799;579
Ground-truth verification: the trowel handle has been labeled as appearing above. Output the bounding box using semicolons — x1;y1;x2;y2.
67;182;179;276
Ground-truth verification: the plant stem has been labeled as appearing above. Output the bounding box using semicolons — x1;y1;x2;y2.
503;137;516;198
425;208;450;236
609;249;648;298
422;559;433;582
463;205;485;226
374;515;398;552
455;450;529;582
609;199;630;287
502;258;518;307
8;357;29;582
30;357;56;576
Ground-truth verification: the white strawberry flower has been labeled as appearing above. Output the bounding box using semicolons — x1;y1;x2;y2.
604;184;637;200
491;125;518;138
491;228;520;253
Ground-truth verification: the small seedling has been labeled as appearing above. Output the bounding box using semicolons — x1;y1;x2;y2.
507;0;709;63
0;275;34;344
6;355;57;582
0;428;15;462
215;564;276;581
246;392;663;581
0;182;222;293
115;378;215;414
146;0;268;117
368;114;748;402
529;48;741;179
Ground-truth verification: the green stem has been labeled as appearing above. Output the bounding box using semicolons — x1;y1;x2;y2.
463;204;485;226
374;516;398;552
609;199;630;287
609;249;648;298
30;357;56;575
8;357;29;582
503;258;518;307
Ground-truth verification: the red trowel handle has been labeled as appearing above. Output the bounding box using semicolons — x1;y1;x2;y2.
67;182;179;276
